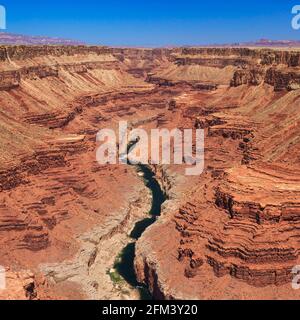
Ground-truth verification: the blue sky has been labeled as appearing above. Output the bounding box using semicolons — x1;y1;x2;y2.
1;0;300;46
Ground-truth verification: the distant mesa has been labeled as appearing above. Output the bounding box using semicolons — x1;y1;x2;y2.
237;38;300;47
0;32;85;45
207;38;300;48
0;33;299;48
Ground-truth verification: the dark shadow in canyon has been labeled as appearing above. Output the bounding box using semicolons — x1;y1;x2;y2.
114;164;167;300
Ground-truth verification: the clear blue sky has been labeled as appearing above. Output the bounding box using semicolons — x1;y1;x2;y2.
2;0;300;46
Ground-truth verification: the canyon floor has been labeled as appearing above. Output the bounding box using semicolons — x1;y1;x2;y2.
0;46;299;300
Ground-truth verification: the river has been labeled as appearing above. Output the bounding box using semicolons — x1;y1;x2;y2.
113;164;167;300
